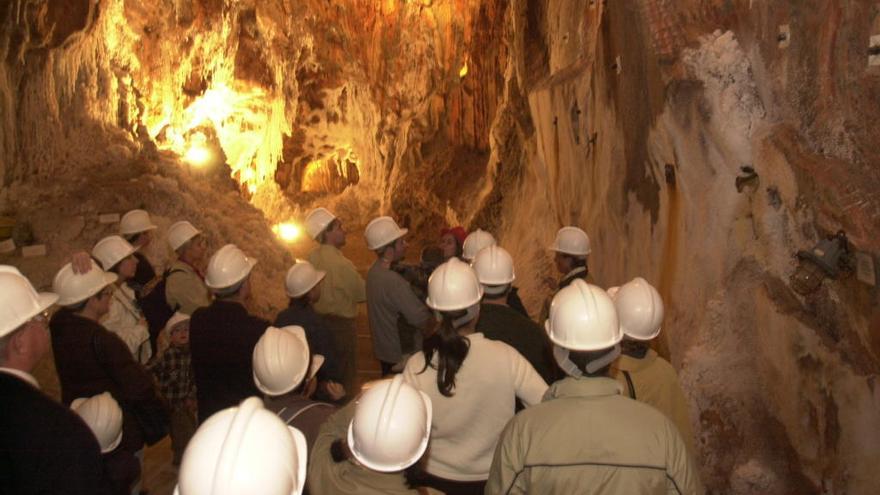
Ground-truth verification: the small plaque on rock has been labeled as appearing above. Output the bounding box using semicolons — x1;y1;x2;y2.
0;238;15;253
22;244;47;257
99;213;121;224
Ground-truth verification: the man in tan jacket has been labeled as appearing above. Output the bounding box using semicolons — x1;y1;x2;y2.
609;277;696;454
165;220;211;315
487;280;702;495
305;208;366;398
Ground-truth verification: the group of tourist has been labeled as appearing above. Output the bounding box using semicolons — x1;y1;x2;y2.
0;205;702;494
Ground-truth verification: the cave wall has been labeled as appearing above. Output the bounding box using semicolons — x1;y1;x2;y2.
478;1;880;493
2;0;880;493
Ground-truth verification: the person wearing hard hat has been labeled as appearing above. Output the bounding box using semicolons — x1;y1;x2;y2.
118;209;158;297
486;280;702;495
438;226;467;261
462;229;529;318
308;375;431;495
609;277;696;454
175;397;308;495
165;220;211;315
472;246;556;383
276;261;346;402
189;244;268;423
304;207;366;400
92;235;152;364
71;392;140;494
0;265;113;494
147;312;197;466
364;216;431;376
253;325;336;455
49;259;168;494
539;226;593;323
402;259;547;493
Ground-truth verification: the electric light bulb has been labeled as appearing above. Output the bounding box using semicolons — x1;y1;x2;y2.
273;222;301;243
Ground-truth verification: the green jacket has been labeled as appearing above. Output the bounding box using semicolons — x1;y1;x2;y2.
612;349;696;454
486;377;703;495
307;402;419;495
165;260;211;315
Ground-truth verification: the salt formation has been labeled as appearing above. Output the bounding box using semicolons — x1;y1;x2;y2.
1;0;879;493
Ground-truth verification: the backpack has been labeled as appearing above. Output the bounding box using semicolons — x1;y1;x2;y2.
138;268;184;354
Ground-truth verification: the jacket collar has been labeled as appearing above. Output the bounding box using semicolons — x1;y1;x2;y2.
560;267;587;287
544;376;623;401
613;348;659;373
0;367;40;389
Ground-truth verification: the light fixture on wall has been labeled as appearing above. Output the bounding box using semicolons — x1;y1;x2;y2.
789;231;852;296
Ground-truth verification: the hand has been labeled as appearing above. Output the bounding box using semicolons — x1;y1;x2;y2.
71;251;94;274
322;381;346;401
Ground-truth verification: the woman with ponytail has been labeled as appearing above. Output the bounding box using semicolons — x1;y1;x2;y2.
403;258;548;494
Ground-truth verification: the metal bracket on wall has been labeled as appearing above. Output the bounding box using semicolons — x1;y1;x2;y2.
869;35;880;66
777;25;791;49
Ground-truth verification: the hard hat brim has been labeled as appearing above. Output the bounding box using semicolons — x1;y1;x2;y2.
56;272;118;306
367;228;408;251
205;259;257;290
4;292;59;336
102;428;124;454
285;269;326;298
548;246;591;256
544;319;622;352
289;426;308;495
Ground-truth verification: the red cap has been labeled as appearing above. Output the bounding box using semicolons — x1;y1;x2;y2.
440;226;467;246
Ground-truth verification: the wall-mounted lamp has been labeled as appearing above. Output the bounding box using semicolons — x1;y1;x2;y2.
789;231;852;296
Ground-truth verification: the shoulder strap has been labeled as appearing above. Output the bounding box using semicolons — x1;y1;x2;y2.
622;370;637;399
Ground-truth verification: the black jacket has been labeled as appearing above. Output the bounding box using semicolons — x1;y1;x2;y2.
275;302;342;383
476;303;557;384
50;309;162;452
190;300;268;423
0;372;112;495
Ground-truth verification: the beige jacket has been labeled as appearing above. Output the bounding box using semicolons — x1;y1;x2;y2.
165;260;211;315
308;244;366;319
307;402;419;495
486;377;703;495
612;349;696;454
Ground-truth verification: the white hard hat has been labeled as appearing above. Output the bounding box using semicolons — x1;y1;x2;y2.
52;260;118;307
549;226;591;256
284;261;326;298
613;277;664;341
304;207;337;240
347;375;432;472
472;245;515;295
119;209;157;236
91;235;138;271
425;258;483;311
545;279;620;351
204;244;257;290
461;229;496;261
164;311;191;334
175;397;307;495
167;221;201;251
71;392;124;453
0;266;58;338
253;326;311;397
364;216;408;251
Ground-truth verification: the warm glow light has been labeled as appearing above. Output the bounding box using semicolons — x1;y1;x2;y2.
459;61;468;78
273;222;301;243
183;132;212;167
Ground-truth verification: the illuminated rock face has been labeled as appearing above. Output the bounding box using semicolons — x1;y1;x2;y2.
2;0;880;492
